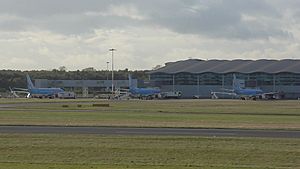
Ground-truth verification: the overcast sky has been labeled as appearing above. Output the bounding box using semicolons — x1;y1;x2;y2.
0;0;300;70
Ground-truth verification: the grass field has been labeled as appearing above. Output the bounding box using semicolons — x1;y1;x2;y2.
0;99;299;129
0;134;299;169
0;99;299;169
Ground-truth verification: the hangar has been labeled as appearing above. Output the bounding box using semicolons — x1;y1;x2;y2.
149;59;300;99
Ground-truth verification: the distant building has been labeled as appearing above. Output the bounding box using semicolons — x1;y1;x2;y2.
148;59;300;99
35;79;137;97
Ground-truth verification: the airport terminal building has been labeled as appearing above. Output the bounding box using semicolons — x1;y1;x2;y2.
149;59;300;99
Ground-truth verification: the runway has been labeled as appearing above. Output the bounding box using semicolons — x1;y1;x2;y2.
0;126;299;138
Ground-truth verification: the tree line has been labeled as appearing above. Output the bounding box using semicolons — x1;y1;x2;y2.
0;69;149;92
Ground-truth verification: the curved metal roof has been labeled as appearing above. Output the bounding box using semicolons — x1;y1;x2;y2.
149;59;300;74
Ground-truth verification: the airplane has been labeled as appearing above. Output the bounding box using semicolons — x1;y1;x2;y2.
211;74;276;100
127;74;161;99
10;74;65;98
231;74;263;97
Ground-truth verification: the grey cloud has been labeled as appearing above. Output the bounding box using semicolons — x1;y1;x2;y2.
0;18;28;31
0;0;144;34
136;0;288;40
0;0;109;17
40;14;145;35
0;0;296;39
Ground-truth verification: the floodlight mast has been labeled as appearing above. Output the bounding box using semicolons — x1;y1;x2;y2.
109;48;116;94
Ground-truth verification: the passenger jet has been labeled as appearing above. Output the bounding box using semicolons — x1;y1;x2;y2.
11;74;64;98
128;74;160;99
211;74;276;100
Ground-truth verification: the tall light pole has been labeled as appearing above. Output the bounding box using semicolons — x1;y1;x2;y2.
109;48;116;94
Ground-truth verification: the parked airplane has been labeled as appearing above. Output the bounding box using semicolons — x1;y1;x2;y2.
128;74;161;99
232;74;263;97
211;74;277;100
11;74;65;98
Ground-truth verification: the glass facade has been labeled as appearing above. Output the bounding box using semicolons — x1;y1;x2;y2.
175;73;198;85
275;73;300;86
150;72;300;87
150;73;173;86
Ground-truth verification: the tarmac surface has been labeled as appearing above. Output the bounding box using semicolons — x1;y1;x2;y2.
0;126;299;138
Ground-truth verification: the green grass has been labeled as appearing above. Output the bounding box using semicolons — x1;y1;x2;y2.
0;134;299;169
0;99;300;129
0;99;299;169
0;98;96;104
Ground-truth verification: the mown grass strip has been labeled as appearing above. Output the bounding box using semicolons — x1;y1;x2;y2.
0;99;300;129
0;134;298;169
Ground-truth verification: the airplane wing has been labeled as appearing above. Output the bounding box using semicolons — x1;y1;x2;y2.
221;88;234;92
211;91;237;96
9;87;30;98
262;91;279;95
13;91;30;94
211;91;237;99
117;88;129;92
12;87;28;91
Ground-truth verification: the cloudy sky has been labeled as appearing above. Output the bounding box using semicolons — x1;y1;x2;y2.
0;0;300;70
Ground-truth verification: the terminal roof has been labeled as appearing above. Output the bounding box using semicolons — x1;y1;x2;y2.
149;59;300;74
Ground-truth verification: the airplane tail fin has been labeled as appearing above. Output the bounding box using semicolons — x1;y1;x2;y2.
232;74;241;90
128;74;133;89
26;74;35;89
128;74;135;90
